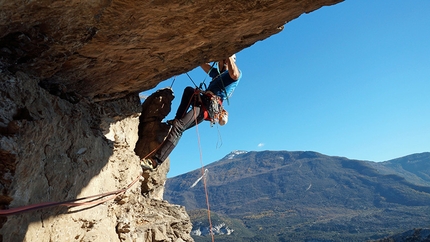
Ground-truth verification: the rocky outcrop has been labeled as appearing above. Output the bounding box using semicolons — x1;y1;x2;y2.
0;0;344;241
134;88;174;201
0;71;191;241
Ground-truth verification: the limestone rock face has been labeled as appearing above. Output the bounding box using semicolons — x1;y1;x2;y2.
0;0;343;241
0;71;192;241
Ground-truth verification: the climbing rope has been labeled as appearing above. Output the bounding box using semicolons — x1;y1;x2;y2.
192;101;215;242
186;72;198;88
0;143;166;216
0;172;142;216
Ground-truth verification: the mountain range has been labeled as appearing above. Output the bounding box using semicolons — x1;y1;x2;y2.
164;151;430;242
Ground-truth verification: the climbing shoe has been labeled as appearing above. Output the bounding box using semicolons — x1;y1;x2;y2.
140;158;158;171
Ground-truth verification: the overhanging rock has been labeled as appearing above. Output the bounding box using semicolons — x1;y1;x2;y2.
0;0;342;101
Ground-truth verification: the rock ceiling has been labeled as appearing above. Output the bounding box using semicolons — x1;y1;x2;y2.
0;0;342;101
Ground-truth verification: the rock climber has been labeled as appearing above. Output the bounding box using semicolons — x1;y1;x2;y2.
141;54;242;171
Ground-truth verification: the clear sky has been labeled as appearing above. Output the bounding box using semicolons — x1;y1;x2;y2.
140;0;430;178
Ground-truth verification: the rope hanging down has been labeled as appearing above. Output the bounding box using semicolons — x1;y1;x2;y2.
192;101;215;242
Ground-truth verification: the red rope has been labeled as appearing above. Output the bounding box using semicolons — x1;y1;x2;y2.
193;106;215;242
0;143;164;217
0;172;142;216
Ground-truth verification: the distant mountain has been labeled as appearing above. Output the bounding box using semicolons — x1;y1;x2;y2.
369;152;430;186
164;151;430;242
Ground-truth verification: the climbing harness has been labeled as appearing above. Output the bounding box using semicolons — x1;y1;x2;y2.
175;82;228;127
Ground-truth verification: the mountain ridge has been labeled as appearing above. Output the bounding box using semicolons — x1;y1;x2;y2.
165;150;430;241
369;152;430;187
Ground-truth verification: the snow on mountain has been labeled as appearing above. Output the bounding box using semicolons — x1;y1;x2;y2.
223;150;248;160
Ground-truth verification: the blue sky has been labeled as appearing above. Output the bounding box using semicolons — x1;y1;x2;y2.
140;0;430;178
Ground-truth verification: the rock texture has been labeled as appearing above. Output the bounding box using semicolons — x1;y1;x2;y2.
134;88;174;200
0;0;342;101
0;0;343;241
0;71;192;241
